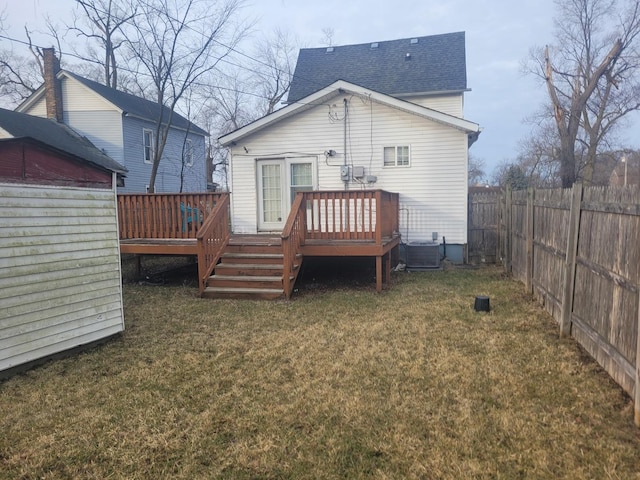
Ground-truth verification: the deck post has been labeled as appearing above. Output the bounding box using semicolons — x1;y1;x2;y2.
376;255;383;292
385;252;391;285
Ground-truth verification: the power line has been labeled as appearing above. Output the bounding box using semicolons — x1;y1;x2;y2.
0;31;334;110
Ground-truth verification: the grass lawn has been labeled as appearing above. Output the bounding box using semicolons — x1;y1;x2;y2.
1;266;639;479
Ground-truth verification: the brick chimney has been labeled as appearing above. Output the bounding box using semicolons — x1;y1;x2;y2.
43;48;63;123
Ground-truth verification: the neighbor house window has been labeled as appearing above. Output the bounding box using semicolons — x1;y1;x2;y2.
383;145;410;167
185;139;193;166
143;129;154;164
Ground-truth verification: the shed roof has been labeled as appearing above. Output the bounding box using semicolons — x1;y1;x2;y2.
0;108;127;174
287;32;468;104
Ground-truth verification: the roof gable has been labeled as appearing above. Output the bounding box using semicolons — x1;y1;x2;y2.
0;108;126;174
287;32;468;104
18;71;208;137
220;80;479;146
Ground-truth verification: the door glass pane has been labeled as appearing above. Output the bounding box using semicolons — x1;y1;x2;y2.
290;163;313;203
262;164;282;223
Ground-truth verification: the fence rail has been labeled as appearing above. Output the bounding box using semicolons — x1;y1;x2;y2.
478;185;640;426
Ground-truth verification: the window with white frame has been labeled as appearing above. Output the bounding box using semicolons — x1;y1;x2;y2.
290;162;313;204
184;139;193;166
383;145;410;167
143;129;154;164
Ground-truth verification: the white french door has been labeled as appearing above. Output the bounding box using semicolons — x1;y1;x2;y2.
258;160;286;231
257;158;316;232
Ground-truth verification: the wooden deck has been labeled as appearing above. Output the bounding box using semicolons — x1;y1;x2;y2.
117;190;400;298
119;238;198;255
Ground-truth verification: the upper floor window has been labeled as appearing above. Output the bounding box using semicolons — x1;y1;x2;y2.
383;145;410;167
185;139;193;166
143;129;154;164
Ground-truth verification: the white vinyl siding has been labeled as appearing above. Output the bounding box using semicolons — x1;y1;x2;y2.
403;93;464;117
0;183;125;372
18;75;125;166
20;95;47;117
229;93;469;243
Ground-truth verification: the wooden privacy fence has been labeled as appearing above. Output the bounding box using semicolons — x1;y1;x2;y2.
468;188;501;264
496;184;640;426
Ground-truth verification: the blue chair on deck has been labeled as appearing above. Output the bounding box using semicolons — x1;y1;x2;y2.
180;203;200;233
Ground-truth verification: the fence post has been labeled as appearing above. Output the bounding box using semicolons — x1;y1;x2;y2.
635;288;640;426
496;191;502;266
525;187;535;294
560;183;583;338
504;187;512;273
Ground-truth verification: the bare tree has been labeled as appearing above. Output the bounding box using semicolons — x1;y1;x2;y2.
253;28;298;115
529;0;640;187
68;0;136;89
197;72;257;190
468;154;486;185
320;27;334;47
0;25;61;106
124;0;247;192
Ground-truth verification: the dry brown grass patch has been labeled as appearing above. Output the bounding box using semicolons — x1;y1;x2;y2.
1;267;639;479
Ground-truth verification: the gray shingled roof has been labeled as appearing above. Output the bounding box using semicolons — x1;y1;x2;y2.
287;32;467;104
64;71;208;137
0;108;127;174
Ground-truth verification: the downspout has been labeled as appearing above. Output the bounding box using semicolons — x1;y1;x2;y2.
343;98;348;190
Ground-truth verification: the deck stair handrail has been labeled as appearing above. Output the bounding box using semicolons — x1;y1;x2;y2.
281;192;306;299
196;194;231;295
117;193;226;239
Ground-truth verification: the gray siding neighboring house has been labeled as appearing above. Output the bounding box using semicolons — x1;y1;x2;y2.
16;49;208;193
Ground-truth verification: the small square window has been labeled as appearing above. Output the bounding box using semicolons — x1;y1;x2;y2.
383;146;410;167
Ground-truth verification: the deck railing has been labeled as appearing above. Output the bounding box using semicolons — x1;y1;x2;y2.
196;194;231;295
281;189;399;298
302;190;400;242
117;193;227;239
281;193;307;299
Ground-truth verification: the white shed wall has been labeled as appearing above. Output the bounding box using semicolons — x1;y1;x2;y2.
230;93;468;244
0;183;125;372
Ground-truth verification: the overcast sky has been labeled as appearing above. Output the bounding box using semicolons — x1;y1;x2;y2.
3;0;639;178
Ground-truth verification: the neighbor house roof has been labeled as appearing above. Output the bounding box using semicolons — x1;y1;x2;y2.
287;32;468;104
0;108;127;174
220;80;480;147
18;71;208;137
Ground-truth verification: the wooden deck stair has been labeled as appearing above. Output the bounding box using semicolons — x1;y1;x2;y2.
201;237;301;300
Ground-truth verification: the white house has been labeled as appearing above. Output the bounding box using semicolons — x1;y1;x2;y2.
16;49;208;193
219;33;480;262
